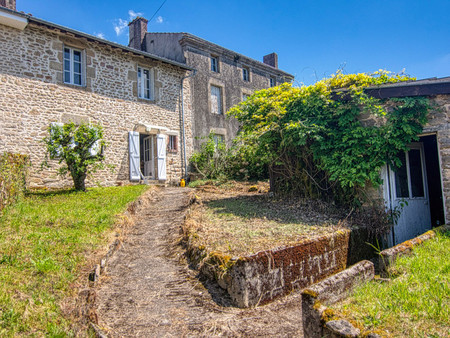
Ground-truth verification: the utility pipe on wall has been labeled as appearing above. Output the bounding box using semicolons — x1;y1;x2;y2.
180;69;196;181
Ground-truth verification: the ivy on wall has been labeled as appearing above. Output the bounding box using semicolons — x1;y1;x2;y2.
228;71;430;205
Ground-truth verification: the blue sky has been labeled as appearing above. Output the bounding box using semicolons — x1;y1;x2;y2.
17;0;450;85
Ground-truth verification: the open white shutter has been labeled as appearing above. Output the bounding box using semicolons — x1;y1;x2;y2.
156;134;166;180
129;131;140;181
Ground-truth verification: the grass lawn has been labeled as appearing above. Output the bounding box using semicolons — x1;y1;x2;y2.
332;231;450;337
186;182;346;257
0;185;148;336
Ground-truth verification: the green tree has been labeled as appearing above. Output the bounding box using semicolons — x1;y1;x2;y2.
42;122;106;191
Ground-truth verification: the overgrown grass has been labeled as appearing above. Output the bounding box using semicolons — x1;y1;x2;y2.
0;185;148;336
186;183;346;256
333;231;450;336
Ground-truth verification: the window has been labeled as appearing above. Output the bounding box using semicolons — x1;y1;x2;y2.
212;134;225;146
243;67;250;81
210;85;223;114
138;66;154;100
64;47;83;86
269;76;276;87
242;93;250;101
210;56;219;72
168;135;177;152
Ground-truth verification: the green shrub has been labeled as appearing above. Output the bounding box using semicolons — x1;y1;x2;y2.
0;153;29;211
228;71;430;205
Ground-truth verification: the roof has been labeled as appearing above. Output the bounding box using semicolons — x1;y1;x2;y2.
364;77;450;99
0;6;194;71
178;33;294;79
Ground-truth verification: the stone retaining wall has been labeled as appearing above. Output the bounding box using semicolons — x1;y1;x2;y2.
211;229;351;308
379;224;449;277
301;260;375;338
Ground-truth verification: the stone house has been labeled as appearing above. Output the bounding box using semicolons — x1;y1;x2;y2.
127;17;294;150
0;1;195;188
364;78;450;245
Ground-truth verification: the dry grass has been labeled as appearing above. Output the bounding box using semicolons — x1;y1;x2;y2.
186;181;348;257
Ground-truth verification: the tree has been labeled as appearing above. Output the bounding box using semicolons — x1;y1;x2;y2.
42;122;106;191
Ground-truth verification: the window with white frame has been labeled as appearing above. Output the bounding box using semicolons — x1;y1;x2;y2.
243;67;250;81
64;47;83;86
210;85;223;114
269;76;276;87
210;56;219;72
138;66;155;100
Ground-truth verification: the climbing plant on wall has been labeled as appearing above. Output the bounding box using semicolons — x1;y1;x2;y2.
228;71;430;205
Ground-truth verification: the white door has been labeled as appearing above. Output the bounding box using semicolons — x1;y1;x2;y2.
385;143;431;244
143;136;155;179
128;131;140;181
156;134;167;180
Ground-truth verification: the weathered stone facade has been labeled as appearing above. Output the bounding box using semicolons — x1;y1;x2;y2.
0;10;194;188
423;94;450;222
130;20;294;150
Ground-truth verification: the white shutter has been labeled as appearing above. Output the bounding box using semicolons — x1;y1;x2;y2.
156;134;167;180
129;131;141;181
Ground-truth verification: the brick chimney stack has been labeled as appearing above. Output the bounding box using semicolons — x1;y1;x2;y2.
263;52;278;69
0;0;17;11
128;17;148;50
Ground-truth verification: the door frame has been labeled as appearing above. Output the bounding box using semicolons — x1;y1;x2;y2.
383;142;431;245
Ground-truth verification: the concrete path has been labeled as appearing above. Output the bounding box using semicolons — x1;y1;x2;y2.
96;187;303;337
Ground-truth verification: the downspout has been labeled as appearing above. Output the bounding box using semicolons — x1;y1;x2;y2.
180;69;197;181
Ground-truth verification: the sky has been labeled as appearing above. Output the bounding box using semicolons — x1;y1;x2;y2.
17;0;450;86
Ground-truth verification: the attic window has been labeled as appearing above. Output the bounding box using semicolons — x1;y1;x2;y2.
210;56;219;72
243;67;250;82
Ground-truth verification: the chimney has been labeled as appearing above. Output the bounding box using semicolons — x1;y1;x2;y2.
0;0;16;10
263;52;278;69
128;17;148;51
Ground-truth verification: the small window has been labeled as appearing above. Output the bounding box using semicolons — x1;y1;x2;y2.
168;135;177;152
269;76;276;87
64;47;83;86
242;93;250;101
210;56;219;72
138;66;155;100
210;85;223;114
212;134;225;146
243;67;250;82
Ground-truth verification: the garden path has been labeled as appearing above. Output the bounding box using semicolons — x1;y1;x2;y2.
96;187;303;337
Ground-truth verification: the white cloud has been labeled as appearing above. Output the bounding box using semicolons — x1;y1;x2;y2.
128;10;143;20
113;10;144;37
156;16;163;24
95;32;105;39
113;18;128;36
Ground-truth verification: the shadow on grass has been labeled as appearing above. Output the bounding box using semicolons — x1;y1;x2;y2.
25;188;78;198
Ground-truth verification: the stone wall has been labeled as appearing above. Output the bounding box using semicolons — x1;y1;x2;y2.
219;229;350;307
423;95;450;222
301;260;375;338
0;21;193;188
183;44;292;150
